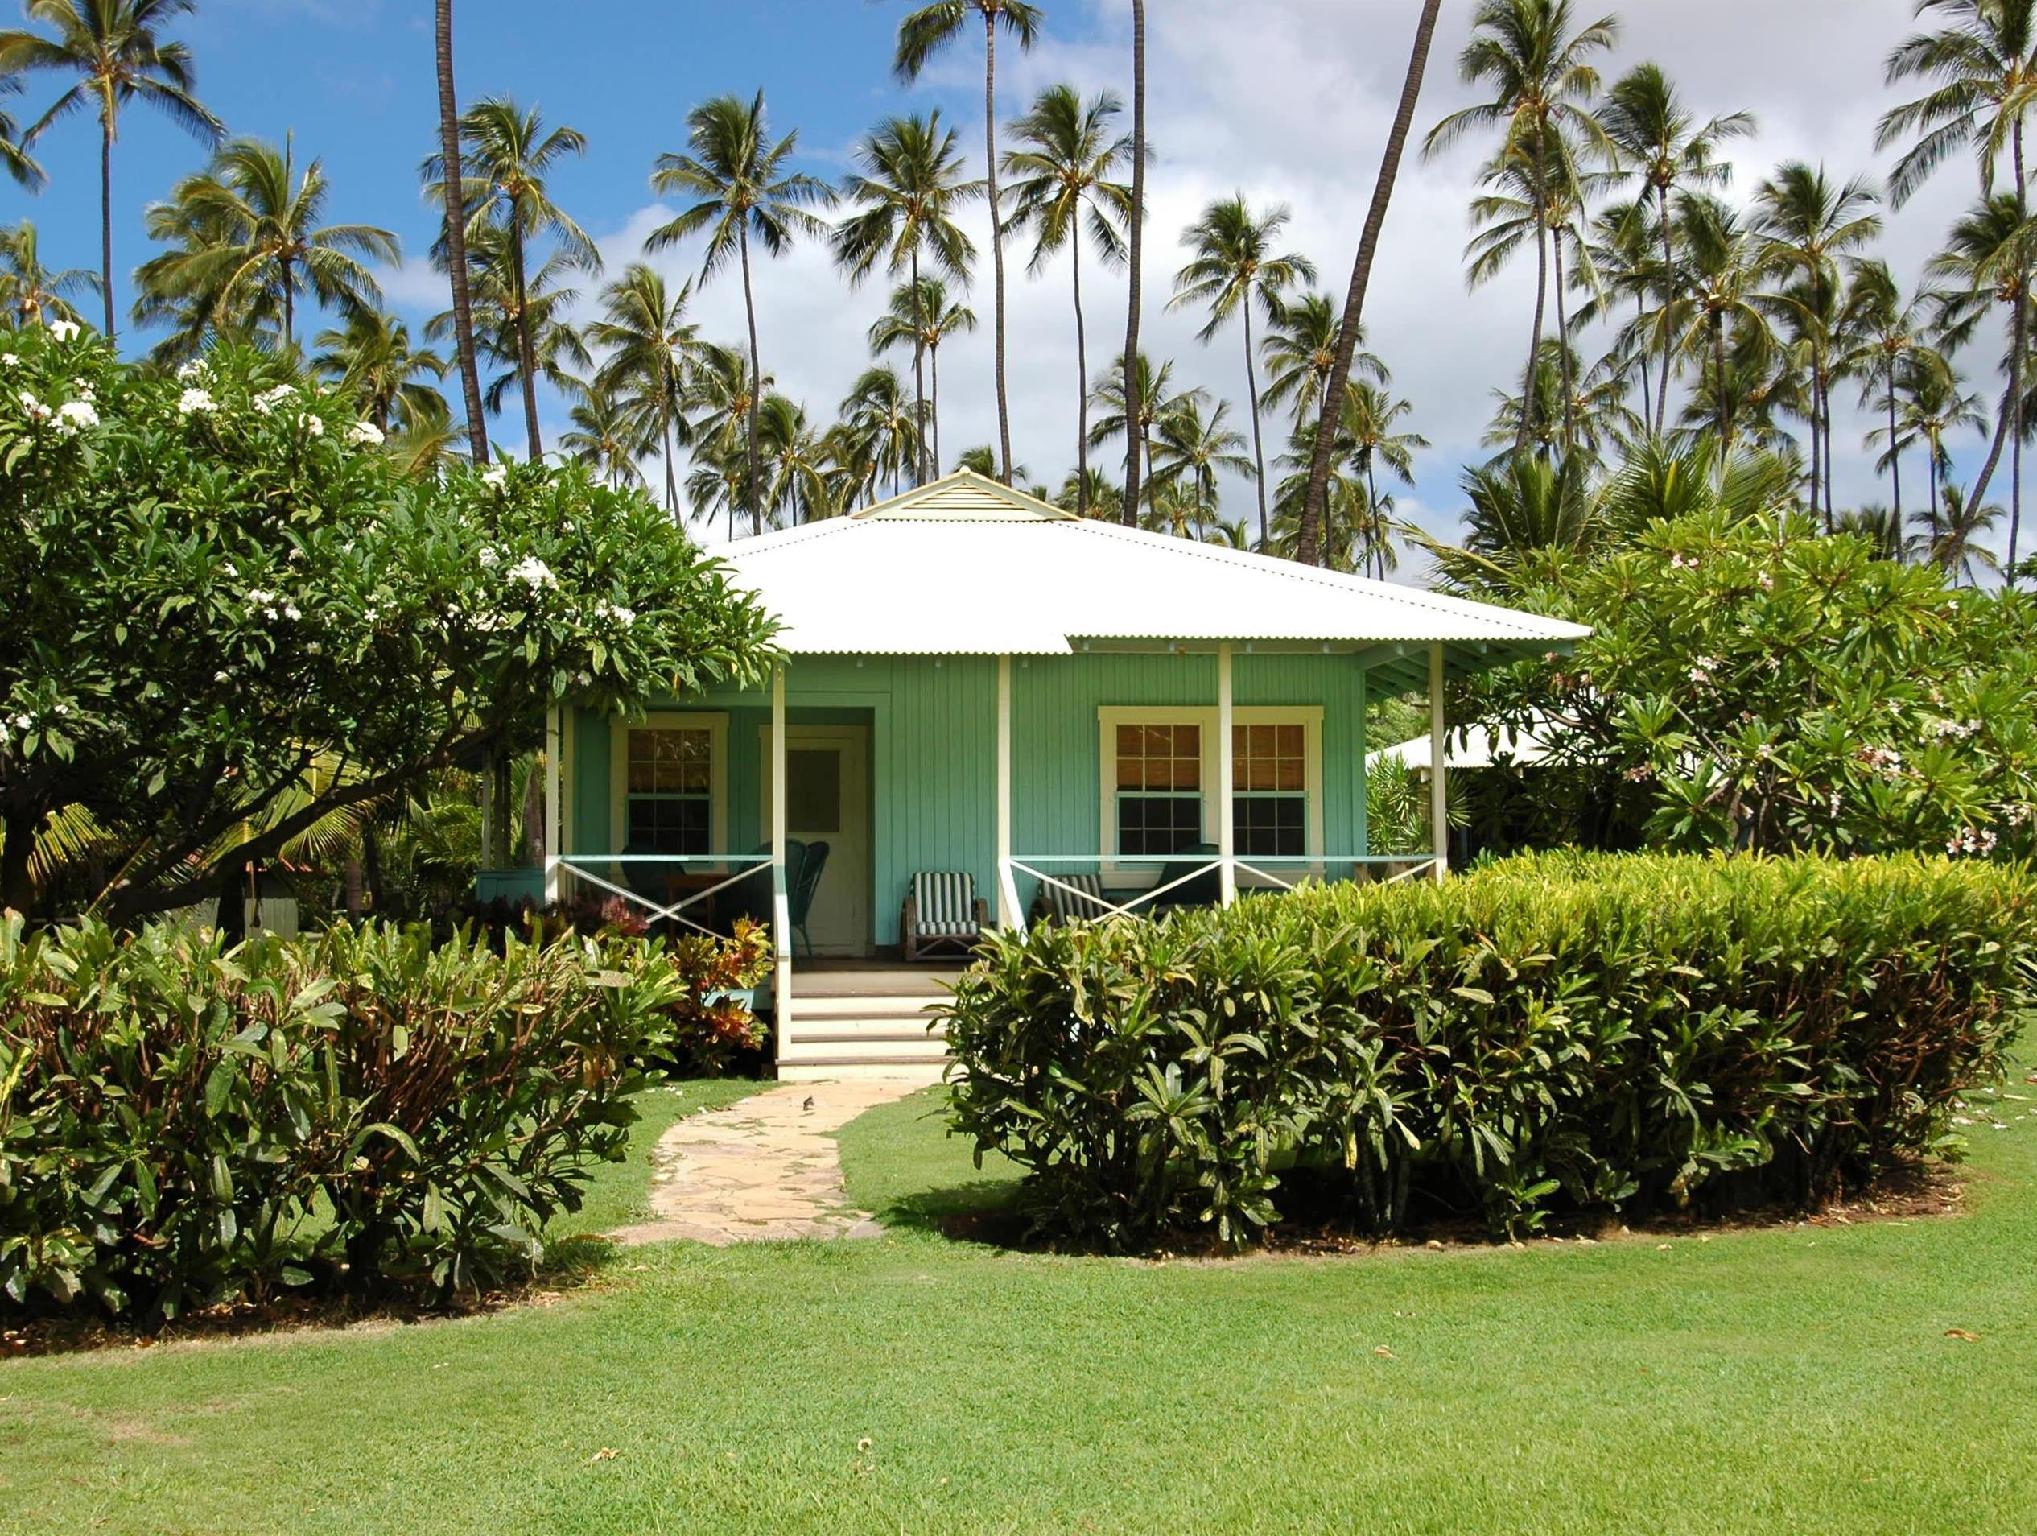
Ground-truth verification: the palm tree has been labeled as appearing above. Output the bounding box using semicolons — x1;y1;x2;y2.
1054;465;1122;520
1003;84;1134;514
1450;450;1604;572
1148;395;1251;528
1296;0;1444;566
1752;161;1882;524
835;364;922;503
1928;192;2037;565
1088;352;1204;518
0;75;44;189
425;97;596;462
1917;482;2004;583
1426;0;1618;454
1645;193;1778;471
589;263;700;515
831;111;979;485
1120;0;1147;527
648;91;834;535
312;307;448;436
1485;338;1641;462
756;393;835;526
560;384;650;490
134;136;396;351
1169;196;1316;548
0;0;222;342
386;391;462;478
1598;63;1754;436
431;0;487;463
1343;381;1428;576
430;225;591;431
1572;199;1660;428
894;0;1043;485
682;341;766;540
867;276;976;472
0;218;98;326
1260;291;1388;429
1841;259;1937;525
1877;352;1985;542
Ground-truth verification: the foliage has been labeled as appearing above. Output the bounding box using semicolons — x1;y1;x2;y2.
0;911;767;1320
0;324;775;920
1461;511;2037;857
942;852;2034;1248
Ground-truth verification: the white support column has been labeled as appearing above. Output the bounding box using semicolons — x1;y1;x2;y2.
771;665;793;1062
995;654;1020;926
542;705;561;906
1217;641;1237;905
1429;642;1448;883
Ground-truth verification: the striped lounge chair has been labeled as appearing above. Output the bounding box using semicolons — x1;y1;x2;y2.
1029;872;1111;924
902;871;988;962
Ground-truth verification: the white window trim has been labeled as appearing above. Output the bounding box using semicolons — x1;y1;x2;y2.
1097;705;1324;885
608;711;730;860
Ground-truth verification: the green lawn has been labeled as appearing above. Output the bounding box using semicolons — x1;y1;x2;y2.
3;1064;2035;1535
546;1078;768;1245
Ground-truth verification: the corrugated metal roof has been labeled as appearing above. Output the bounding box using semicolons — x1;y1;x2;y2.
718;469;1589;660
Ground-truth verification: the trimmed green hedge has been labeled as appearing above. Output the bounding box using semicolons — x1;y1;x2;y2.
0;915;767;1320
942;854;2036;1247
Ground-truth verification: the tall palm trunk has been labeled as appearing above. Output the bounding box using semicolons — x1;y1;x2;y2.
1635;291;1654;438
930;339;943;473
738;222;764;536
1655;182;1675;436
1072;230;1090;514
1928;438;1941;543
910;249;928;485
281;253;294;348
983;11;1012;483
435;0;489;464
510;220;543;462
1296;0;1441;566
1243;302;1270;547
662;409;678;517
1552;232;1575;451
1365;459;1384;578
1823;371;1836;528
1120;0;1146;528
2016;122;2028;570
1712;310;1730;484
97;119;115;340
1514;137;1551;456
1887;374;1902;522
1807;349;1823;519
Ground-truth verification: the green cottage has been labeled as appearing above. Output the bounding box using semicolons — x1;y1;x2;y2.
538;469;1587;1078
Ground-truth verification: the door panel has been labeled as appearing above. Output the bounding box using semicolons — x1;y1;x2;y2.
761;726;871;956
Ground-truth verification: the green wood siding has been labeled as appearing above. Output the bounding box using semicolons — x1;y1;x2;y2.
566;650;1372;945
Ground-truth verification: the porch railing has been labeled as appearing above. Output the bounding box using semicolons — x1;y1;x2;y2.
1006;852;1440;922
546;852;773;940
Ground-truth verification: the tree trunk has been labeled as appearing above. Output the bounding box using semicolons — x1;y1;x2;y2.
1888;374;1901;523
343;853;364;920
1120;0;1147;528
1553;232;1575;452
1636;291;1654;439
1296;0;1441;566
1807;351;1823;521
1655;183;1675;437
281;253;294;349
213;858;249;944
1929;445;1941;546
739;223;764;536
1073;229;1090;514
984;11;1013;484
99;122;116;341
1713;312;1730;482
1822;367;1836;529
910;248;928;485
1366;460;1383;577
510;219;544;463
435;0;490;464
930;341;942;473
663;407;678;517
1244;300;1269;548
1518;211;1550;455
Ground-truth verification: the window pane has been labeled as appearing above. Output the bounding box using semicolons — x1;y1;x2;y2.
787;749;841;830
628;727;712;794
626;795;710;856
1235;795;1306;858
1118;794;1202;857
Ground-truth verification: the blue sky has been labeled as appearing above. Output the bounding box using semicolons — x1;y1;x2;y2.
4;0;2010;562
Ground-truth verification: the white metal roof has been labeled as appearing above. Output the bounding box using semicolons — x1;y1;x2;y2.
717;470;1588;674
1368;720;1557;772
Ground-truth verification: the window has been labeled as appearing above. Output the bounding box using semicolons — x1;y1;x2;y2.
611;713;727;860
1097;707;1323;878
1115;724;1204;856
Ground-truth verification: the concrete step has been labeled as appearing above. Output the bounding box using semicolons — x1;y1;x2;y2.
793;1028;944;1047
781;1033;946;1061
788;993;950;1021
778;1059;947;1085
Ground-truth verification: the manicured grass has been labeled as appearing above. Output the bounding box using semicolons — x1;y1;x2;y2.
2;1064;2035;1535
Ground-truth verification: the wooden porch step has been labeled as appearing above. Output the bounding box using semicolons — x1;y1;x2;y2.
792;1029;942;1047
789;993;949;1021
778;1059;947;1084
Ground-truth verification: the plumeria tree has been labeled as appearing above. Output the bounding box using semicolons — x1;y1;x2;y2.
0;324;775;923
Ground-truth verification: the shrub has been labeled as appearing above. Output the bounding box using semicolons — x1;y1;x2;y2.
942;854;2036;1248
0;913;767;1321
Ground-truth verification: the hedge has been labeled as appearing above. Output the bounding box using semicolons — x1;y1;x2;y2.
0;914;769;1320
941;854;2036;1247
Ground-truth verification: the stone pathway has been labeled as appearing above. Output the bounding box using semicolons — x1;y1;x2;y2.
610;1079;921;1246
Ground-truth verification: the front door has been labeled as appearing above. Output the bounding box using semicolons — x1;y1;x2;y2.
760;724;871;956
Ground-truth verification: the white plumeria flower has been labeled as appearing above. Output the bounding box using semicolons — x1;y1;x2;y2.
477;546;500;568
19;390;51;424
177;387;218;417
175;359;208;382
347;420;385;447
252;384;295;416
2;353;20;368
300;413;324;438
55;399;99;434
47;319;80;343
507;554;557;591
480;464;508;490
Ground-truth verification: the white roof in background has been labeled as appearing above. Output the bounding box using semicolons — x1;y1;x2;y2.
1368;720;1557;772
716;469;1589;659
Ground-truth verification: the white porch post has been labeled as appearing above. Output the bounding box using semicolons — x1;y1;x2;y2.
771;664;793;1061
542;704;561;905
1217;641;1237;905
1429;642;1448;883
996;653;1020;927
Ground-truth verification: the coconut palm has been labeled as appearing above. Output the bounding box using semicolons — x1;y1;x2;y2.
0;218;98;326
589;263;700;516
1929;192;2037;565
1002;84;1134;514
0;75;44;189
1343;381;1428;575
427;223;590;428
1485;338;1642;463
835;364;922;503
1426;0;1618;454
1879;0;2037;207
831;111;979;485
0;0;222;341
757;393;836;526
894;0;1043;485
1295;0;1443;565
385;392;462;478
1643;193;1779;471
1120;0;1147;527
1571;199;1662;428
867;276;976;474
1087;352;1203;517
1054;465;1122;520
561;384;651;490
1917;482;2004;583
133;136;396;353
431;0;487;463
1451;450;1605;574
1169;196;1316;547
1840;259;1939;525
1752;161;1882;523
312;307;448;436
1259;291;1388;429
648;91;834;535
682;341;767;540
1149;395;1251;527
424;97;596;462
1877;353;1986;542
1598;63;1754;435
